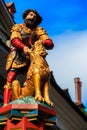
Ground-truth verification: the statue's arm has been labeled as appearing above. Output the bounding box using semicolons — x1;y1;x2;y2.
10;24;30;54
36;27;54;50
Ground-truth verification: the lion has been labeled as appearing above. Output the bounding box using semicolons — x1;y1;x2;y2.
11;40;53;106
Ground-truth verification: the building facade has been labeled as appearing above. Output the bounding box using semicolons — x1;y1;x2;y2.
0;0;15;96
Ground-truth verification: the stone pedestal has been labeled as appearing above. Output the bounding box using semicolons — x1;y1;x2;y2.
0;103;56;130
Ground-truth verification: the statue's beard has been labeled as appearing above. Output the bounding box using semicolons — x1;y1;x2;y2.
24;19;37;29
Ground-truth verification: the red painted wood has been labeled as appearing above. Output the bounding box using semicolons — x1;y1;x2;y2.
4;117;40;130
0;104;56;130
0;104;56;116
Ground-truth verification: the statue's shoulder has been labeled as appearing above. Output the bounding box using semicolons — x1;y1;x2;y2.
36;26;46;35
11;23;25;32
36;26;45;31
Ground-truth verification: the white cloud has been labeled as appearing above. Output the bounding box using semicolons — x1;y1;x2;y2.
47;30;87;109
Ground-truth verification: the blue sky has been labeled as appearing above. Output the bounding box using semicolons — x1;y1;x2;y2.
5;0;87;110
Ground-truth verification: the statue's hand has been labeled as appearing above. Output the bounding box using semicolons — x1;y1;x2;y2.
23;46;29;54
23;46;31;56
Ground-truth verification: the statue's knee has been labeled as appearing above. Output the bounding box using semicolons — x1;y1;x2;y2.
12;80;20;89
12;80;19;85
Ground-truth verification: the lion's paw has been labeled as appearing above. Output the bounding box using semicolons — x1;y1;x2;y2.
34;95;44;102
45;99;54;107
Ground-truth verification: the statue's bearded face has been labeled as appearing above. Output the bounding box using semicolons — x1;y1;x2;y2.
24;11;37;29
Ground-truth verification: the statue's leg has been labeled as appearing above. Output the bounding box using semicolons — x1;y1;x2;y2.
3;83;12;106
33;73;44;101
43;81;54;106
3;70;17;106
22;81;34;97
12;80;21;100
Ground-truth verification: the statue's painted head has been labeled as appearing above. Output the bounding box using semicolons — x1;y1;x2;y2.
22;9;42;29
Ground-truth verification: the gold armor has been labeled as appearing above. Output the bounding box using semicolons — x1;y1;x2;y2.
6;24;50;70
